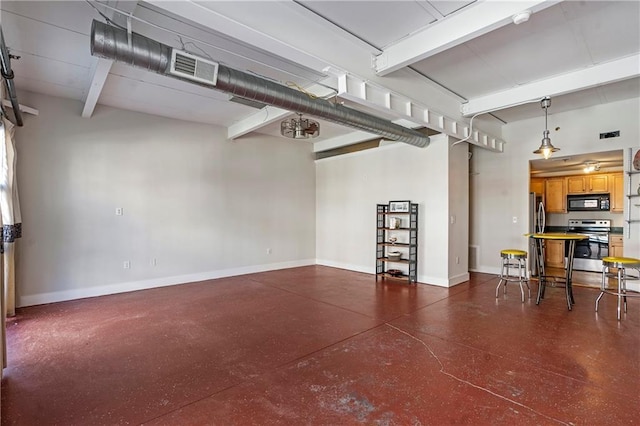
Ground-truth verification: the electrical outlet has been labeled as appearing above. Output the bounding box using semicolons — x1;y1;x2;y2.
123;260;130;269
115;207;123;216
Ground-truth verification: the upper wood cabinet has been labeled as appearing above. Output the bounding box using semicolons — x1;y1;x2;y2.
610;172;624;213
566;176;587;194
545;178;567;213
589;174;609;193
566;174;608;194
530;178;545;197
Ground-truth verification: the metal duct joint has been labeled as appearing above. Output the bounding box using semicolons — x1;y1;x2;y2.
0;24;23;127
91;20;429;148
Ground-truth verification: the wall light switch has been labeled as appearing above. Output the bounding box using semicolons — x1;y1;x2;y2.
512;216;518;223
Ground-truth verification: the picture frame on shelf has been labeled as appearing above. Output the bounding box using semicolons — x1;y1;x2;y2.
389;200;410;213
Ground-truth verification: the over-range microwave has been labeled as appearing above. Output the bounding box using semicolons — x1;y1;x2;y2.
567;194;610;211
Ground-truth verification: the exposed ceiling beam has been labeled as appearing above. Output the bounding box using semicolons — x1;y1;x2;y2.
82;0;139;118
461;54;640;117
337;74;505;152
283;2;382;54
374;0;560;76
227;106;291;140
2;100;38;116
145;0;330;73
81;58;112;118
313;130;379;153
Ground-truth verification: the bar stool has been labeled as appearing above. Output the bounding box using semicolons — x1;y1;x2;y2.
596;257;640;320
496;249;530;302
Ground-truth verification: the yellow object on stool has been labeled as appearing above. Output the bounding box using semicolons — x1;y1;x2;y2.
596;256;640;320
496;249;530;303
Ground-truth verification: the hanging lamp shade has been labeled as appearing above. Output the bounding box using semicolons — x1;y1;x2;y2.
533;97;559;159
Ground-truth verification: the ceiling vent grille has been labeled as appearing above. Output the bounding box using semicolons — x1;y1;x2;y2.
169;50;218;86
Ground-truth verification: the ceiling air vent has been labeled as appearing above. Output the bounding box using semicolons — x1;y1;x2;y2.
169;50;218;86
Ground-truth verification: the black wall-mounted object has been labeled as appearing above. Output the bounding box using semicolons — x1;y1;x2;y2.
599;130;620;139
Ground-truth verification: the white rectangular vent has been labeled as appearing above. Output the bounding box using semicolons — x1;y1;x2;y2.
169;50;218;86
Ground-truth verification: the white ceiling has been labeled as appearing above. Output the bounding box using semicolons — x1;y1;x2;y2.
1;1;638;150
530;149;624;175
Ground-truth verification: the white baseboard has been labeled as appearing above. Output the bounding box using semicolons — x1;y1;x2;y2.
18;259;316;307
317;259;470;288
315;259;374;275
449;272;471;286
472;266;501;275
416;272;470;287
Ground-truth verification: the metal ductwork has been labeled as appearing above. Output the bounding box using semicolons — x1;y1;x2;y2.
90;20;429;148
0;25;23;127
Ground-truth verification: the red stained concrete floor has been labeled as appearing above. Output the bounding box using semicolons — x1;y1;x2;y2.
1;266;638;425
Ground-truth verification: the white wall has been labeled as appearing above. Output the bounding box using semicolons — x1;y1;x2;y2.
471;98;640;279
315;134;469;287
448;142;470;283
15;92;316;306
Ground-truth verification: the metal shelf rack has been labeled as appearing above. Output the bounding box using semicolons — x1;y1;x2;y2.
376;202;418;284
624;147;640;238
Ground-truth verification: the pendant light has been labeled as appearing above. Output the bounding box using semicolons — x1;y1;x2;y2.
533;97;559;159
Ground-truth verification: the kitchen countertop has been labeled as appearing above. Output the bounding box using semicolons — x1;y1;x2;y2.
542;226;623;234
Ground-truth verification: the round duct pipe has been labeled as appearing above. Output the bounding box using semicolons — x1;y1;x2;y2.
90;20;429;148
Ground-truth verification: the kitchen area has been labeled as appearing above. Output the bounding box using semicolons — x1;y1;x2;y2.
529;149;631;287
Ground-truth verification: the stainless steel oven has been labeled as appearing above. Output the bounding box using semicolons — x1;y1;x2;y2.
565;219;610;272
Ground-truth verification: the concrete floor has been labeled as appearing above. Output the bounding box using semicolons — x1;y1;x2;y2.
1;266;638;425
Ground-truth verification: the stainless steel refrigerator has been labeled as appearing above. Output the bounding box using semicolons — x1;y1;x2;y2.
528;192;545;276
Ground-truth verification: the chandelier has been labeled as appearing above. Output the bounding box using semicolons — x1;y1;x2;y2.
280;114;320;139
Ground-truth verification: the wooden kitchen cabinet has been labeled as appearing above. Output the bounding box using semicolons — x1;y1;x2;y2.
566;176;587;194
545;240;565;268
589;174;609;193
609;172;624;213
609;234;623;257
545;178;567;213
566;173;608;194
530;178;545;196
608;234;624;278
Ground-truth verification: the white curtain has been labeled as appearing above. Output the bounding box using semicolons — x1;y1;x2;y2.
0;79;23;375
0;115;20;318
